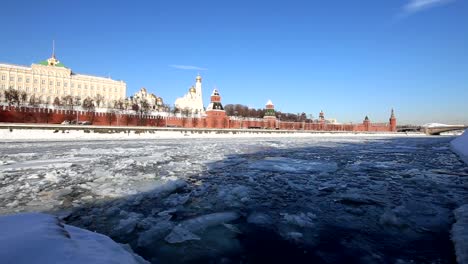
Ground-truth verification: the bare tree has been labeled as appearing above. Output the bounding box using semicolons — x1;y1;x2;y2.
181;108;190;117
62;95;74;109
73;96;81;109
19;91;27;107
4;88;19;107
113;99;125;110
29;95;40;107
82;97;95;112
95;94;104;108
53;97;61;108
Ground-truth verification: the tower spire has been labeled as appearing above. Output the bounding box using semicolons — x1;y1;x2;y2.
52;40;56;59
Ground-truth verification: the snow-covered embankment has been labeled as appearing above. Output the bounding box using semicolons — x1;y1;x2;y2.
450;130;468;264
0;213;148;264
451;130;468;165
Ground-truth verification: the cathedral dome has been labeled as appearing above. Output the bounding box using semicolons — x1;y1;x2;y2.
189;86;196;93
196;74;202;82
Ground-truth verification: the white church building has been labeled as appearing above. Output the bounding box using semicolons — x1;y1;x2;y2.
174;74;205;114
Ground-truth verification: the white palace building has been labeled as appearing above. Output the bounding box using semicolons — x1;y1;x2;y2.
0;49;126;106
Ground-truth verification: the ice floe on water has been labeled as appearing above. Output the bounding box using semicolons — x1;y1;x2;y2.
0;135;467;263
249;157;338;173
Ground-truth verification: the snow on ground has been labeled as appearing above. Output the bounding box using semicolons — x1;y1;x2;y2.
451;130;468;164
0;213;148;264
0;135;467;263
0;128;410;142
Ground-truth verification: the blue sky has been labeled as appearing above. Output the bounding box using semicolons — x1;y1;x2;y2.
1;0;467;124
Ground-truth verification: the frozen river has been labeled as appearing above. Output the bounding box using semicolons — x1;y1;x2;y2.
1;135;467;263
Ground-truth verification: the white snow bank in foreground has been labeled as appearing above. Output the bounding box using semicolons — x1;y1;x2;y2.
452;205;468;264
451;130;468;164
0;213;148;264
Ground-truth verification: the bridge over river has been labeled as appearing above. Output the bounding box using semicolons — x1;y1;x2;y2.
397;124;467;135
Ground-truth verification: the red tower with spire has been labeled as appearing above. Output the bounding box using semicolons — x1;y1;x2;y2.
363;115;370;131
205;89;228;128
263;100;277;129
389;109;397;132
319;110;325;125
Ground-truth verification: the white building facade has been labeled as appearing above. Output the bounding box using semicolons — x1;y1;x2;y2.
0;53;126;106
174;74;204;114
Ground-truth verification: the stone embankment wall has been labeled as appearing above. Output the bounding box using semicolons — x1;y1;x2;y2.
0;106;396;132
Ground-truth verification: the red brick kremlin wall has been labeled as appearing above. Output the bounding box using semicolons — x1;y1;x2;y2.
0;106;396;132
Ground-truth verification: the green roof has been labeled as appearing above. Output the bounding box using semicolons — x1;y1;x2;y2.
37;60;67;68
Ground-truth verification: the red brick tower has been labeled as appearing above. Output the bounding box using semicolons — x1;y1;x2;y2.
263;100;277;129
319;110;325;125
363;115;370;131
205;89;227;128
389;109;397;132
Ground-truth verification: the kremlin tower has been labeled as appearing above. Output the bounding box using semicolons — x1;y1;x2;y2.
205;89;228;128
263;100;277;129
389;109;397;132
319;110;325;125
363;115;370;131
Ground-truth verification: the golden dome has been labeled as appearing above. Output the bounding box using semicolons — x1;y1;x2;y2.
189;86;196;93
196;74;202;82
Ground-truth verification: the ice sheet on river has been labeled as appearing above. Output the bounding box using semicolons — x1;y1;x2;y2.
249;157;338;173
1;136;467;263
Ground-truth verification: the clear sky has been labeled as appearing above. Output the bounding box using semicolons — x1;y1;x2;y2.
1;0;467;124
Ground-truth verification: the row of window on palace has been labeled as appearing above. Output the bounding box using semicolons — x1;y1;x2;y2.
0;84;122;97
0;75;121;92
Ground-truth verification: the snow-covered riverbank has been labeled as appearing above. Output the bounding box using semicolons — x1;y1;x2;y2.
0;213;148;264
451;130;468;164
0;127;420;142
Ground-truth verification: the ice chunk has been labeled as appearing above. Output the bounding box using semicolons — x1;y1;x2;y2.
165;226;201;244
115;212;144;234
163;193;190;207
281;212;316;228
217;185;250;207
452;204;468;264
249;157;338;173
379;209;405;228
337;193;382;206
137;218;174;247
165;212;240;244
247;212;273;226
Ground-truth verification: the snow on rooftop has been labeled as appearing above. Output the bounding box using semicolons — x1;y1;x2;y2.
0;213;148;264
